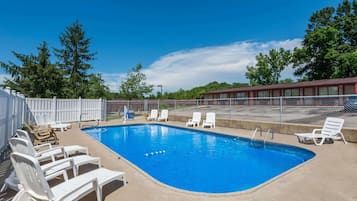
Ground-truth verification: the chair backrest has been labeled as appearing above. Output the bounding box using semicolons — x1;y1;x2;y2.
150;109;158;118
160;110;168;119
16;129;32;143
192;112;201;122
206;112;215;123
9;138;37;157
321;117;344;137
10;152;54;200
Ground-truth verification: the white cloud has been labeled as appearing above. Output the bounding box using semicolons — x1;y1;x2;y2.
100;73;126;92
0;74;11;85
144;39;302;92
101;39;302;92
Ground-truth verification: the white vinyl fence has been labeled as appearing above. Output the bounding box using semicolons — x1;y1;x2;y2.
26;97;106;125
0;89;27;158
0;90;106;158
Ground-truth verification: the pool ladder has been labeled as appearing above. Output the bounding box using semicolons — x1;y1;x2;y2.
250;127;274;147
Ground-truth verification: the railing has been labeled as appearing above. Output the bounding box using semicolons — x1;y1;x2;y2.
106;95;357;128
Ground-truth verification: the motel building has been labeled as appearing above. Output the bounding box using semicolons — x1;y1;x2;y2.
202;77;357;106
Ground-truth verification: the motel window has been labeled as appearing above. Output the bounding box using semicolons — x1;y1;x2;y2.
344;85;355;95
236;92;248;98
304;88;314;96
257;90;269;97
318;86;338;95
284;88;299;96
219;93;228;99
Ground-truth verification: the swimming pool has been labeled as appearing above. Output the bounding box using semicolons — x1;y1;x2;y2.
83;124;315;193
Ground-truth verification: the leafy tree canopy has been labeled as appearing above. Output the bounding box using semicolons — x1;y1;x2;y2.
293;0;357;80
54;21;96;98
119;64;154;99
0;42;65;98
160;81;248;99
246;48;292;86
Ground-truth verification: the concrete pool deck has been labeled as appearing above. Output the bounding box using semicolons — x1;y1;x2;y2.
3;117;357;201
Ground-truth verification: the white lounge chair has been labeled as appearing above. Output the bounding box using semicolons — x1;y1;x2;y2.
10;152;126;201
186;112;201;127
202;112;216;128
2;137;102;193
294;117;347;145
16;129;88;159
35;114;71;132
157;110;169;121
9;138;101;176
147;109;158;121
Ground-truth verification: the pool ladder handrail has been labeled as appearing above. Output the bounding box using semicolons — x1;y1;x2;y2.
250;126;262;141
251;127;274;147
263;128;274;144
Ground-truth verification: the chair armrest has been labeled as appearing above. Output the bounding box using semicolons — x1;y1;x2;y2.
34;143;52;150
311;129;322;135
36;146;64;157
41;158;73;172
59;178;99;200
45;170;69;181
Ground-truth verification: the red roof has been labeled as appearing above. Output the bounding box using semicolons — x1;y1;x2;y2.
204;77;357;94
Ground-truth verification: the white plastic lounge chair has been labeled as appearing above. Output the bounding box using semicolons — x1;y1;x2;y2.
202;112;216;128
157;109;169;121
35;114;71;132
16;129;88;159
147;109;158;121
3;138;101;193
50;122;71;132
11;152;126;201
294;117;347;145
9;138;100;176
186;112;201;127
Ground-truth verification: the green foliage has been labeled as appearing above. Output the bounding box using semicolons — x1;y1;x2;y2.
85;74;110;98
0;42;65;97
1;21;110;99
246;48;292;86
160;81;248;99
293;0;357;80
119;64;154;99
54;21;96;98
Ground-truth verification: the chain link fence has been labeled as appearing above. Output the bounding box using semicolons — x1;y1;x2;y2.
106;95;357;128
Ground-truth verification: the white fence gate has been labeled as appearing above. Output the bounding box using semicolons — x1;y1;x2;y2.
0;89;27;157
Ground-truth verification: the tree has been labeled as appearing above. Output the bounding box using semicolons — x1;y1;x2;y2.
119;64;153;99
54;21;96;98
85;74;110;98
293;0;357;80
0;42;65;97
245;48;292;86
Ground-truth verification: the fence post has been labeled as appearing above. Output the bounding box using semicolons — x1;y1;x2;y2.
229;98;232;120
78;97;82;125
174;100;176;110
99;98;102;121
157;99;160;109
279;96;283;124
52;96;57;122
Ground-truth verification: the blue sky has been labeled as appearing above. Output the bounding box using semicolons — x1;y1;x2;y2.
0;0;342;92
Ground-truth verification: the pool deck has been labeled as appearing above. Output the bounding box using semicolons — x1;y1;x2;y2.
6;117;357;201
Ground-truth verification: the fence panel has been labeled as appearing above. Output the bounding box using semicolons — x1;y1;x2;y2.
0;89;26;157
26;97;104;125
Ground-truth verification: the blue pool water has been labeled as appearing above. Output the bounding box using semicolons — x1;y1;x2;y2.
83;124;314;193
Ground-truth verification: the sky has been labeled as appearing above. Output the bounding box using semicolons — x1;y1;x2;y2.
0;0;342;93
